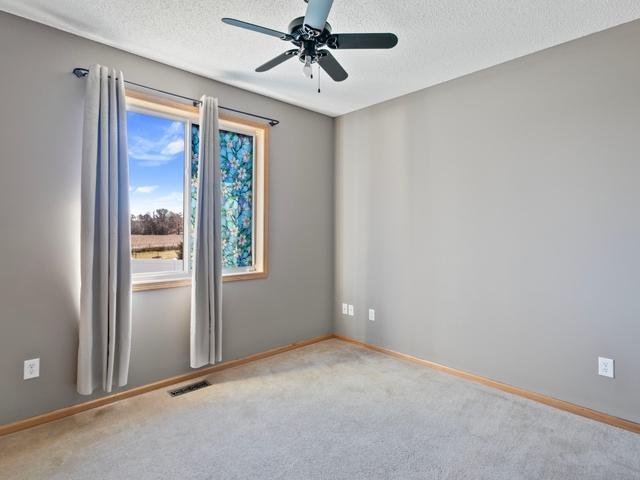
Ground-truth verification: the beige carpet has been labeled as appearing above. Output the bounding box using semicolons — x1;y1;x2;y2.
1;339;639;480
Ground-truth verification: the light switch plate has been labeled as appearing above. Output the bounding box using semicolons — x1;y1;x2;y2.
348;304;354;316
598;357;614;378
24;358;40;380
368;309;375;321
341;303;348;315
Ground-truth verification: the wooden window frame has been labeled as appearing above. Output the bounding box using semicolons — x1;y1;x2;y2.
126;90;269;291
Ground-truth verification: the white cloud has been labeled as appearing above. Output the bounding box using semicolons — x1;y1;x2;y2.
161;139;184;156
135;185;159;194
156;192;184;205
128;120;185;166
129;191;184;216
166;121;184;135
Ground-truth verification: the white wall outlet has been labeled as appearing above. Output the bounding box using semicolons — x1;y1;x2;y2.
368;309;375;321
24;358;40;380
598;357;614;378
341;303;348;315
348;304;354;316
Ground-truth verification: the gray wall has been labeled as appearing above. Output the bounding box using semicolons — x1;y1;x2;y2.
335;20;640;423
0;12;334;425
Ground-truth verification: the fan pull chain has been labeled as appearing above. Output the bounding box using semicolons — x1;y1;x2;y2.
317;65;321;94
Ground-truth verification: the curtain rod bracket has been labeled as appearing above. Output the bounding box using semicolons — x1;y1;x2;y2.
72;67;279;126
73;67;89;78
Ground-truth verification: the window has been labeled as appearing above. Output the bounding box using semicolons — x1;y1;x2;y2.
126;91;268;290
191;125;256;273
128;110;188;276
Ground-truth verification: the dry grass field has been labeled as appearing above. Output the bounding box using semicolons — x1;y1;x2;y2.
131;234;182;259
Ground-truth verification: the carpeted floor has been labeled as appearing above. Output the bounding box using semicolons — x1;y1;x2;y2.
1;339;639;480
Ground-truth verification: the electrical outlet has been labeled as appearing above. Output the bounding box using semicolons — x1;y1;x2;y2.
348;304;354;316
368;309;375;321
24;358;40;380
598;357;614;378
341;303;348;315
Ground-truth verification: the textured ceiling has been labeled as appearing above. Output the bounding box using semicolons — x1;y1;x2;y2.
2;0;640;116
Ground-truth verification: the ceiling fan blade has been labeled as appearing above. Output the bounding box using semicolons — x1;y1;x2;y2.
317;51;348;82
328;33;398;49
222;18;291;40
303;0;334;33
255;50;298;72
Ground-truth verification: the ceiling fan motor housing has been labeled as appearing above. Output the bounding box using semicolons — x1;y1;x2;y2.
287;16;333;63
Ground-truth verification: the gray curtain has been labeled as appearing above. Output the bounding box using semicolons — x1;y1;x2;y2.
190;96;222;368
77;65;132;395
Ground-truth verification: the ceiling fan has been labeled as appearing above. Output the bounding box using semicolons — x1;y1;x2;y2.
222;0;398;83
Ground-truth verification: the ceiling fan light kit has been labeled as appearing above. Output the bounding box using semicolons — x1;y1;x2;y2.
222;0;398;85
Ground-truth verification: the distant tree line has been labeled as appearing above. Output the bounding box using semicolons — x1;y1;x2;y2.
130;209;183;235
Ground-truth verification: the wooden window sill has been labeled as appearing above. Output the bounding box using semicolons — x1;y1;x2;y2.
132;271;267;292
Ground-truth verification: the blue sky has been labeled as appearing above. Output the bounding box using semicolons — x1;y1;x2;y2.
127;111;185;215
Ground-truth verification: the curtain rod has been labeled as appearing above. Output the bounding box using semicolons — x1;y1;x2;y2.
72;68;280;126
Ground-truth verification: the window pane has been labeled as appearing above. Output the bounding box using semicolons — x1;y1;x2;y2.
127;110;185;274
189;124;199;269
190;126;254;270
221;130;254;268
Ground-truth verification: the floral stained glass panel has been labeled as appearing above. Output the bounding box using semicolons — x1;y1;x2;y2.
190;125;254;269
